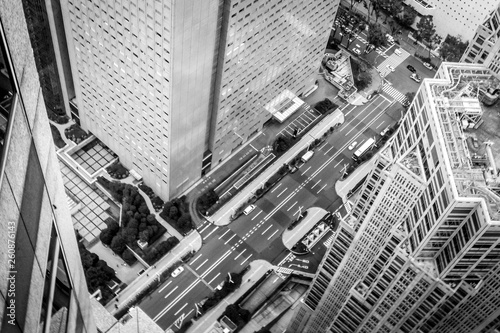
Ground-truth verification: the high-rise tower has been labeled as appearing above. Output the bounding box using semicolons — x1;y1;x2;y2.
60;0;338;200
0;2;95;332
288;62;500;333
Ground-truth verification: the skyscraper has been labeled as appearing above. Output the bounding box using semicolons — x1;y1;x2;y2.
288;62;500;333
60;0;338;200
405;0;499;41
461;3;500;75
0;3;95;332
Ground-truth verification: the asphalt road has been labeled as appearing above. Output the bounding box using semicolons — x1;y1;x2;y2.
139;93;401;331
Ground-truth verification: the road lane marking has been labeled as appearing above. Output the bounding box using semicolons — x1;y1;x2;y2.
277;188;288;197
207;272;221;285
156;280;201;320
164;285;179;299
324;146;335;155
262;225;272;234
199;224;210;234
224;234;237;245
271;183;281;193
200;250;232;278
218;229;230;239
251;211;262;220
196;259;209;270
267;229;279;240
174;303;188;316
287;201;297;211
190;254;203;265
376;120;385;129
334;158;344;168
203;226;219;240
317;184;328;194
301;166;311;175
240;254;253;265
159;280;172;293
234;249;247;260
311;179;322;189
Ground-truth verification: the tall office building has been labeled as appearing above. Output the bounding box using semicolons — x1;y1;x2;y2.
60;0;338;200
288;62;500;333
21;0;76;121
0;2;95;333
461;3;500;75
404;0;499;41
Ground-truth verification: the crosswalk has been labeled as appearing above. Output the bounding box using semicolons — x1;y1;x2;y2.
377;48;410;76
382;83;408;104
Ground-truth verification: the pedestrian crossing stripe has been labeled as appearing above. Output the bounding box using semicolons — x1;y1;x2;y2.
382;84;408;104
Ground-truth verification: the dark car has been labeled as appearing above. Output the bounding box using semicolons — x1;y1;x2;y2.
407;65;416;73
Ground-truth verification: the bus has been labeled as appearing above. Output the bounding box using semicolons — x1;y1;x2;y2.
353;138;375;160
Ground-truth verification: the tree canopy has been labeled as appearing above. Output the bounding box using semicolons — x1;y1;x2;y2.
439;34;468;61
367;23;386;48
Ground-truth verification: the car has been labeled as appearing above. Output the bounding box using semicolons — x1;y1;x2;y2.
410;73;421;82
171;266;184;277
243;204;256;215
215;282;224;290
348;141;358;151
364;44;375;54
137;269;145;276
402;100;410;107
394;49;402;56
386;65;395;72
290;166;298;173
423;62;433;70
352;48;361;55
407;65;416;73
380;127;389;136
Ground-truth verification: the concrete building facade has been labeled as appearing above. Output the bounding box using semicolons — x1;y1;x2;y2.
405;0;499;41
60;0;339;200
461;3;500;75
0;2;95;332
288;63;500;333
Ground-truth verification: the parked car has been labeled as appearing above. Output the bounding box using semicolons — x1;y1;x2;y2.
348;141;358;151
171;266;184;278
423;62;433;70
402;100;411;107
386;65;395;72
364;44;375;54
410;73;421;82
407;65;416;73
243;204;256;215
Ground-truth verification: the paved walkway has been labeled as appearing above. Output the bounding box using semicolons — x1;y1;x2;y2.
106;231;202;314
282;207;328;249
187;260;274;333
210;109;345;226
335;154;378;203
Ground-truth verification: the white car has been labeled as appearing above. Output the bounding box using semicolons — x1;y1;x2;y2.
352;48;361;55
243;204;256;215
386;65;395;72
423;62;433;70
410;73;421;83
171;266;184;277
348;141;357;151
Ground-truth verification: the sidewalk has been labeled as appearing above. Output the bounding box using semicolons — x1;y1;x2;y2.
187;260;274;333
210;109;345;226
282;207;328;249
335;154;378;203
106;231;202;314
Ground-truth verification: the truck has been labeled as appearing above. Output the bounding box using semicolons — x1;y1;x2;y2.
301;150;314;163
353;138;375;160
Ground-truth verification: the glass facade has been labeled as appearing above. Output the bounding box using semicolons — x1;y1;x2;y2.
0;6;94;332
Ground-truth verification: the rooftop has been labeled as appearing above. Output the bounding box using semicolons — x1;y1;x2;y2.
426;63;500;220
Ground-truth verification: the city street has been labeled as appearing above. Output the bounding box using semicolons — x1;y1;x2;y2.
139;94;401;331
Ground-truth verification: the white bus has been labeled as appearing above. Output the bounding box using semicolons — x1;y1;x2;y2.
353;138;375;160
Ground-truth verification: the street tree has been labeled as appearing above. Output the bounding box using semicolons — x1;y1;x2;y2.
439;34;468;61
367;23;386;48
416;16;438;58
400;5;417;27
348;0;363;11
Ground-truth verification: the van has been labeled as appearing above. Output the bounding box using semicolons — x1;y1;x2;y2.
301;150;314;163
243;204;256;215
394;49;402;56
